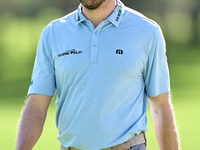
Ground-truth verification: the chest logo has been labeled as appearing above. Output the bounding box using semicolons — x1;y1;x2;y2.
116;49;123;55
58;49;82;57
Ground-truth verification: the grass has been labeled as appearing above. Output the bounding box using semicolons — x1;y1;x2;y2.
1;52;200;149
1;93;200;150
1;62;200;150
147;93;200;150
0;14;199;149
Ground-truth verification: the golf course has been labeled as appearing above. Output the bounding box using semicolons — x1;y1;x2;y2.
0;1;200;149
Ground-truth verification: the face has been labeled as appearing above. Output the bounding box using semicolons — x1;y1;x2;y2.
79;0;106;10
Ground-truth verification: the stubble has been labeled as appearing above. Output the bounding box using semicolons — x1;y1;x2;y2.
79;0;106;10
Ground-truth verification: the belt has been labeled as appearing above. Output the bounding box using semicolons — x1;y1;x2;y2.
60;132;146;150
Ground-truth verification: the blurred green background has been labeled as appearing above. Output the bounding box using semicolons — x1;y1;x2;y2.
0;0;200;149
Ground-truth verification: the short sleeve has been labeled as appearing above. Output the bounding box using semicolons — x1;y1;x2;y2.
144;26;170;97
27;25;56;96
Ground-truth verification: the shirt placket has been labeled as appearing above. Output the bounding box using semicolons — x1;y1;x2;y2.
90;29;98;63
90;21;108;63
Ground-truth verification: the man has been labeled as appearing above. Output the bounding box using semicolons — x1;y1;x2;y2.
16;0;180;150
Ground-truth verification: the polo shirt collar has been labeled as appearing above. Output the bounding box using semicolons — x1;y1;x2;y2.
76;0;125;27
76;5;88;26
107;0;124;27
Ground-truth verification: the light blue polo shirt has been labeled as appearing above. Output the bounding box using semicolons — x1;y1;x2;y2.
28;0;170;149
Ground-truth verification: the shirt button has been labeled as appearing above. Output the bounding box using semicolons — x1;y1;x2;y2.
94;31;97;35
93;42;96;47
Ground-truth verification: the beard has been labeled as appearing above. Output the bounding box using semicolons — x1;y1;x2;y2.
79;0;106;10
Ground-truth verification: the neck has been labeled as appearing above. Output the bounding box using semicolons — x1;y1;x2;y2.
81;0;117;27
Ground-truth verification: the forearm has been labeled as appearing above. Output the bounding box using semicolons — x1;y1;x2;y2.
16;96;50;150
151;97;180;150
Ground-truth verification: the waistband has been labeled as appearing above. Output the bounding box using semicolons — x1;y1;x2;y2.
60;132;146;150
